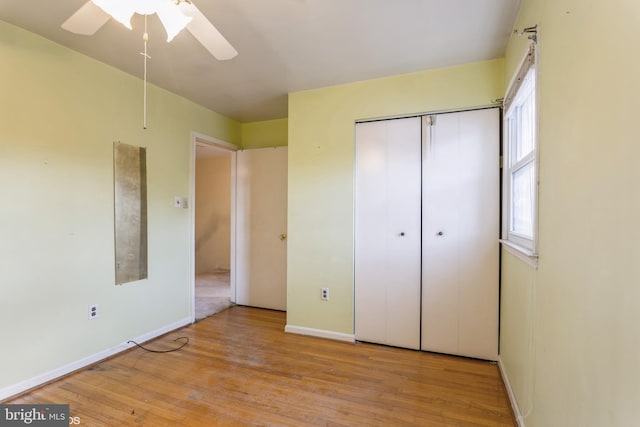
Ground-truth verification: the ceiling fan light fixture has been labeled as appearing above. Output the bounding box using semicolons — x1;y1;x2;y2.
136;0;161;15
90;0;192;41
62;0;237;61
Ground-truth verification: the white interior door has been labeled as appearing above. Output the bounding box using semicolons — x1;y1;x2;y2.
235;147;288;311
421;108;500;360
355;118;421;349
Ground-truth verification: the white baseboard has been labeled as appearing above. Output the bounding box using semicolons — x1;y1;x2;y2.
497;356;526;427
0;317;192;402
285;324;355;343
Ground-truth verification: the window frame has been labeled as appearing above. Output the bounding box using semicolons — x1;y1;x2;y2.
501;43;539;264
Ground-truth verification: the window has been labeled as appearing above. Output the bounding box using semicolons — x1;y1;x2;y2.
503;45;537;257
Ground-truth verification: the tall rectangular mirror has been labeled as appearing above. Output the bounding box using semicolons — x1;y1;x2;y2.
114;142;148;285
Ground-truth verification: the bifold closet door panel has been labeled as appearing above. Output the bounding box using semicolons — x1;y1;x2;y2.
421;113;461;354
355;117;421;350
421;108;500;361
456;109;499;360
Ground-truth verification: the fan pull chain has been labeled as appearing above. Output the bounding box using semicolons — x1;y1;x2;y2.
141;15;150;129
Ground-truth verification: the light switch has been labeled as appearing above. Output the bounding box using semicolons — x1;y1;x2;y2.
174;196;182;208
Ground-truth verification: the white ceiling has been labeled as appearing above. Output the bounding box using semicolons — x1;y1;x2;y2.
0;0;521;122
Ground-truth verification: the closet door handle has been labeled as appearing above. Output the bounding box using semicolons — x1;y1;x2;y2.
436;231;444;236
399;232;405;236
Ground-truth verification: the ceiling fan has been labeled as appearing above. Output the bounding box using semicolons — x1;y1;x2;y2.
61;0;238;60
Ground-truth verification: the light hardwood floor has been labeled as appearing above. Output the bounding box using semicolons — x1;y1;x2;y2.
8;307;515;426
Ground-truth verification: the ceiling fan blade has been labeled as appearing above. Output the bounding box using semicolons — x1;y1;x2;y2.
179;2;238;61
61;1;111;35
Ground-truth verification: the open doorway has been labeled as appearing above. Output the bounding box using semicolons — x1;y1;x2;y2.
193;137;235;320
190;132;288;320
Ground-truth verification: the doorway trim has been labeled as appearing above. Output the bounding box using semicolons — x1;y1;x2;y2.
189;131;238;323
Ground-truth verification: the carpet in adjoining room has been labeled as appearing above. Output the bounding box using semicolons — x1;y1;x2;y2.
195;270;232;320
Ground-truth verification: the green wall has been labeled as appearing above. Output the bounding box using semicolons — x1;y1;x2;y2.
500;0;640;425
241;118;288;149
0;21;239;392
287;59;504;334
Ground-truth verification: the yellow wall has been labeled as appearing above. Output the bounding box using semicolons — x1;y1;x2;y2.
287;59;504;333
240;118;288;149
500;250;536;418
501;0;640;425
0;21;239;392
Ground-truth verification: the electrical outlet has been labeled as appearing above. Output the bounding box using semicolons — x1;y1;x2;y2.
321;288;329;301
88;304;99;320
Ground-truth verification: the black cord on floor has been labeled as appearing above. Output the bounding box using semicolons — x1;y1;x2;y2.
127;337;189;353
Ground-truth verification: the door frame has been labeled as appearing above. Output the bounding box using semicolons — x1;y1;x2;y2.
189;131;238;323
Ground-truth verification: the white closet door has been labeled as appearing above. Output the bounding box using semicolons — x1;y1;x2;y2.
235;147;288;311
421;108;500;360
355;117;421;349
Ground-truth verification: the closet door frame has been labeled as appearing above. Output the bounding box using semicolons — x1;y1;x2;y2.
354;107;500;360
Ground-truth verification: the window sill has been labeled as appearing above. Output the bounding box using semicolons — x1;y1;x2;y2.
500;239;538;268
